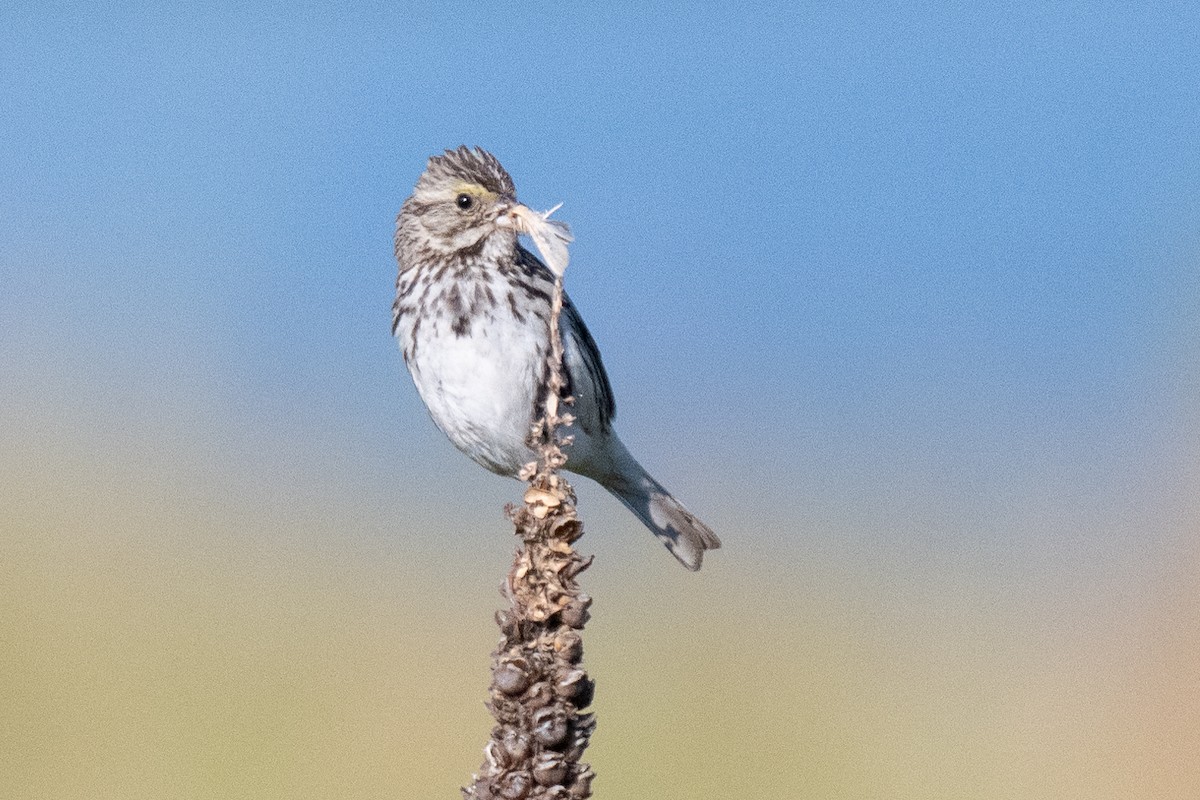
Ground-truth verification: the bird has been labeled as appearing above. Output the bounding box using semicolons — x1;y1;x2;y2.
392;146;720;570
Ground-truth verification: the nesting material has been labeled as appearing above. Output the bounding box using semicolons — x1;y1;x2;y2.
508;202;573;277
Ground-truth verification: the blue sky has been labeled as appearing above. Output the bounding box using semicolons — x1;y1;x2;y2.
2;3;1197;573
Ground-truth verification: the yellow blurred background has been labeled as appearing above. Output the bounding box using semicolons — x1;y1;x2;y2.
3;382;1196;799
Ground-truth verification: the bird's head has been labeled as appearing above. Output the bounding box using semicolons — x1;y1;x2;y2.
400;146;529;257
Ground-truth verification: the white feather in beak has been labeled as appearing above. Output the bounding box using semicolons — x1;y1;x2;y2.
501;202;573;277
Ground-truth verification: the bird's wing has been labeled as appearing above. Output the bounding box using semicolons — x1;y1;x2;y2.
561;294;616;433
515;243;616;434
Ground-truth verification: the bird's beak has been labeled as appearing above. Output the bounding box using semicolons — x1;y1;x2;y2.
495;201;573;276
493;200;528;231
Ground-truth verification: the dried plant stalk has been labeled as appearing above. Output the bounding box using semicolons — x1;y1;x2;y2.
462;270;595;800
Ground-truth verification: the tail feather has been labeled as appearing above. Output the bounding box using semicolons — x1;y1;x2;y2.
598;453;720;571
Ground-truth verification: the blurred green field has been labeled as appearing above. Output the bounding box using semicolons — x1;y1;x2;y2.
3;413;1196;799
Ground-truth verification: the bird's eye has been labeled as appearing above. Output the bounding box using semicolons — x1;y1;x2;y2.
456;193;474;210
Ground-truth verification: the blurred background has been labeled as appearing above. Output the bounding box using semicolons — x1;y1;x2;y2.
2;3;1197;798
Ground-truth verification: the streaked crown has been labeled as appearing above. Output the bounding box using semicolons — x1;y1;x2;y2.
416;146;516;197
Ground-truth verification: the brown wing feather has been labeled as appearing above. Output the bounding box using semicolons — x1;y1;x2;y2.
562;295;616;431
515;244;616;433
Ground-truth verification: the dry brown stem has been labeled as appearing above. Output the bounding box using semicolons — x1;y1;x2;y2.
462;275;595;800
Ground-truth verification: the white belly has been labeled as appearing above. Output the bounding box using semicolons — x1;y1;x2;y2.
405;314;544;476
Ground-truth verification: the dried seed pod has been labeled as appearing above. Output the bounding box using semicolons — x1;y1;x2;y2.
563;714;595;760
554;668;588;700
553;631;583;663
526;600;552;623
549;515;583;542
494;657;531;696
532;705;570;748
495;609;522;639
559;596;591;629
568;767;594;799
484;739;507;771
522;681;554;709
498;770;532;799
532;751;568;787
501;728;531;762
488;701;520;728
572;677;594;709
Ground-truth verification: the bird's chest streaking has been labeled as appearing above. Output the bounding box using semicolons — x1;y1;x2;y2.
396;263;551;476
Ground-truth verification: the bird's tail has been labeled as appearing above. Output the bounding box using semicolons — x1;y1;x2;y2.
596;442;721;571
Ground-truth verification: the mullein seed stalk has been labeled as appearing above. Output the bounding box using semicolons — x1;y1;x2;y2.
462;274;595;800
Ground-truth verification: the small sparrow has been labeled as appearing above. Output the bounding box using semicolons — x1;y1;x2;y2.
392;147;720;570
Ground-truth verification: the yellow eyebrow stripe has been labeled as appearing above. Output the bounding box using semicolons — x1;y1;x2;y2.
452;182;498;200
